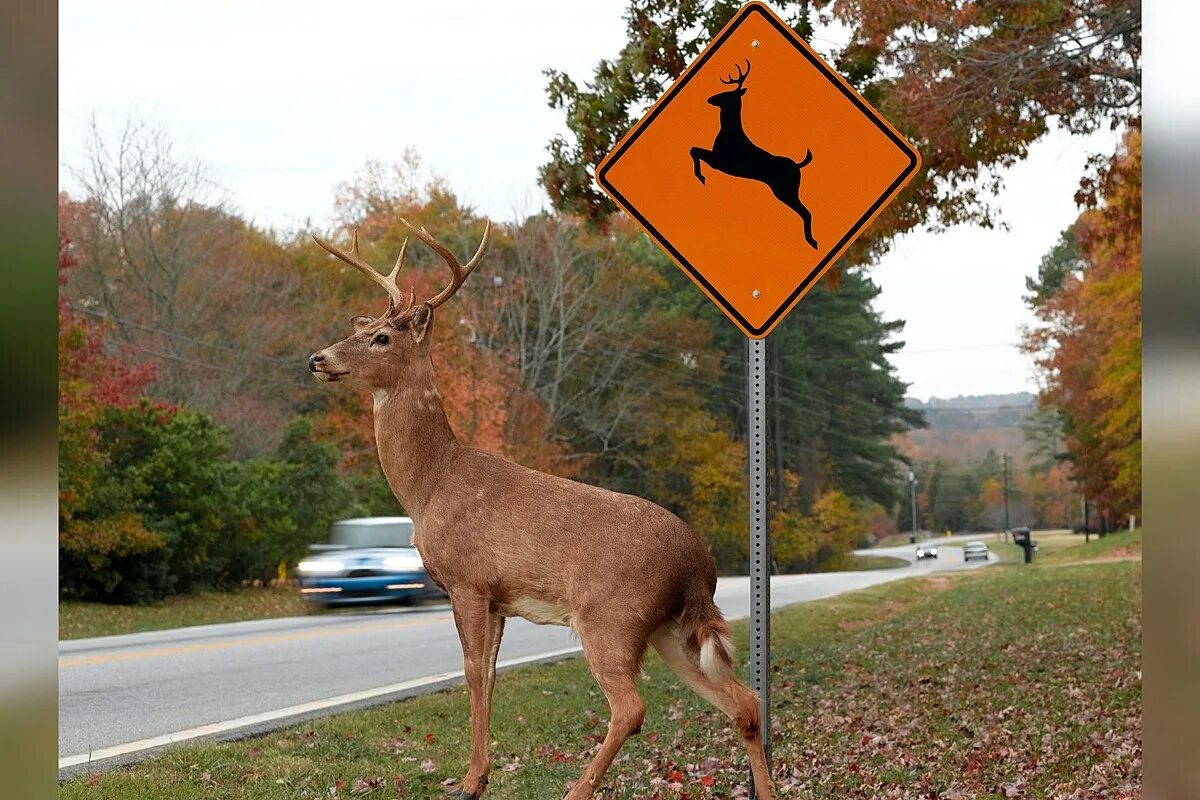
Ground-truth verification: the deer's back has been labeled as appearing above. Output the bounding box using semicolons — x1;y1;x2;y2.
415;447;716;624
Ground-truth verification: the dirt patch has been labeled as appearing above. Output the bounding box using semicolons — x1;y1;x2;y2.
918;575;964;592
837;599;909;631
1098;545;1141;561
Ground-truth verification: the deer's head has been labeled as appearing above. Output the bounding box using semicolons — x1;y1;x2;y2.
307;220;491;391
707;60;750;109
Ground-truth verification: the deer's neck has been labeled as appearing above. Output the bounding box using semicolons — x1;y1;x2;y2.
371;364;459;521
718;104;745;137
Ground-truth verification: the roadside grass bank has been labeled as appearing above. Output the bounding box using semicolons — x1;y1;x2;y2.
988;528;1141;565
822;553;908;572
63;555;1141;798
59;587;311;640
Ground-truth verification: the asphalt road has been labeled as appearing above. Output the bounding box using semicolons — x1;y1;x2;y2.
59;541;993;774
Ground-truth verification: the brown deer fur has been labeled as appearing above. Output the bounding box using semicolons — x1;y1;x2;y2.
308;221;778;800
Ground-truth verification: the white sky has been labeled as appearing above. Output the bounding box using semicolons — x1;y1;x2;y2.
59;0;1120;401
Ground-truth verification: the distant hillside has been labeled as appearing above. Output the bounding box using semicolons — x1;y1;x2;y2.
897;393;1037;466
905;392;1036;410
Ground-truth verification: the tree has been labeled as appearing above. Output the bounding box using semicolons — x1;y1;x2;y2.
59;229;166;602
765;270;925;512
489;213;712;475
61;118;319;455
1023;128;1141;524
775;488;866;572
1025;228;1084;308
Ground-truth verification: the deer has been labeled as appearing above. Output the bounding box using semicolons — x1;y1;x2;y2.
307;220;779;800
690;59;819;250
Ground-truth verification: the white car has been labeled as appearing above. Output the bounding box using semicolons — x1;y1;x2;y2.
962;541;990;562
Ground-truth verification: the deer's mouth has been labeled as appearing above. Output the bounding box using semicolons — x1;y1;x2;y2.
313;369;349;383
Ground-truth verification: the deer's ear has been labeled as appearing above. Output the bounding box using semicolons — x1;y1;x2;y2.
737;87;747;96
410;304;432;343
351;315;374;333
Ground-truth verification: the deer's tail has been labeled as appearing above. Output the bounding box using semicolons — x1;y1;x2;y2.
796;148;813;169
681;583;736;682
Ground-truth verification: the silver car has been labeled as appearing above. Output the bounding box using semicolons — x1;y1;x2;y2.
962;541;990;562
297;517;446;606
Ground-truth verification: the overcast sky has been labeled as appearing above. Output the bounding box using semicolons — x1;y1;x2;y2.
59;0;1120;401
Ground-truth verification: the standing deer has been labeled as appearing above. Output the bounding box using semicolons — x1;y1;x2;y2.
690;59;819;249
307;221;778;800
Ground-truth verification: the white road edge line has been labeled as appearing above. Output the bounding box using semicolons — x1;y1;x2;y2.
59;645;583;770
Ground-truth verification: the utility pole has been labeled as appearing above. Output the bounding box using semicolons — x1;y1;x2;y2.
1083;494;1090;543
909;471;918;544
1002;453;1011;538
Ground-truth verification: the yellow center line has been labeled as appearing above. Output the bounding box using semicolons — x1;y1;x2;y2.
60;613;452;669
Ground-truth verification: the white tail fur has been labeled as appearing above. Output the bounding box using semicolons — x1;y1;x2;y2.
698;631;735;681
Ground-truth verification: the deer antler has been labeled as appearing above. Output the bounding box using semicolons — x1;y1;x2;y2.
396;218;491;309
312;230;415;317
720;59;750;87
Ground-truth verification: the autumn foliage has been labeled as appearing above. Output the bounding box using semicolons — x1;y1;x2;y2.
1024;129;1141;526
59;128;926;602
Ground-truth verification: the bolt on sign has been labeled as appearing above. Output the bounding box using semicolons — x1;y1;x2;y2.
596;1;921;338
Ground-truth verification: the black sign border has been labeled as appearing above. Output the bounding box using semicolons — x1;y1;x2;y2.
596;2;920;337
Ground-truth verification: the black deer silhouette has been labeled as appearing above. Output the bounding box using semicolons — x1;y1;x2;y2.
690;60;818;249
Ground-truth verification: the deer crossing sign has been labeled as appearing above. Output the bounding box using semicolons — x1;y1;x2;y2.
596;1;921;338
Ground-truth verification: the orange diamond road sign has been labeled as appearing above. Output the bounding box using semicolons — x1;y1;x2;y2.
596;1;920;338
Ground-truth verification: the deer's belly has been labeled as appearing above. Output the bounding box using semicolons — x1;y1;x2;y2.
498;598;574;628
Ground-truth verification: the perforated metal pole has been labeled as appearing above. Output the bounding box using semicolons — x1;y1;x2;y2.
747;336;770;795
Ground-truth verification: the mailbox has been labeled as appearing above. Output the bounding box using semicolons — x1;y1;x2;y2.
1010;526;1035;563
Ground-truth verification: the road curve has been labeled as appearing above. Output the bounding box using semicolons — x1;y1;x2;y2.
59;541;993;775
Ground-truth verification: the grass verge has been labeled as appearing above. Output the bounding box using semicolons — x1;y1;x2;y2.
59;587;311;640
987;528;1142;565
823;553;908;572
62;551;1140;798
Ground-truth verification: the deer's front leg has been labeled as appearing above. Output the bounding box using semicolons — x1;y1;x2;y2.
690;147;710;184
448;593;505;799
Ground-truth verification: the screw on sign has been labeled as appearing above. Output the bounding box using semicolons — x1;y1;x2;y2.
595;3;920;793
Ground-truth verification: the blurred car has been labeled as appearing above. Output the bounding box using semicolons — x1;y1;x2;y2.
915;542;939;560
297;517;446;607
962;541;990;562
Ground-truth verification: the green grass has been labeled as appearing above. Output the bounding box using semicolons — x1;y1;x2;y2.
62;539;1141;799
986;528;1141;565
823;553;908;571
1040;527;1141;564
59;587;312;640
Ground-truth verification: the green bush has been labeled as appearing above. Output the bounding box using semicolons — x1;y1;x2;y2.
59;404;371;604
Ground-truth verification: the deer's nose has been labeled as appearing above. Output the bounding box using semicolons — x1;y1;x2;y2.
308;353;325;372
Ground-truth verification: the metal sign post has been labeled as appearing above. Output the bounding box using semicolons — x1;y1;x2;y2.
593;6;922;795
747;336;770;793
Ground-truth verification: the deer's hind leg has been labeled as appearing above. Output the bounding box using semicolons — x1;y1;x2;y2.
649;624;778;800
448;593;506;799
564;619;648;800
772;182;818;250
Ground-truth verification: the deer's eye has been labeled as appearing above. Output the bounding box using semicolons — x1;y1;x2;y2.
373;333;390;346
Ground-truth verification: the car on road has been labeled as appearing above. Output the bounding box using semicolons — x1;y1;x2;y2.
962;541;990;562
297;517;446;607
915;542;939;560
